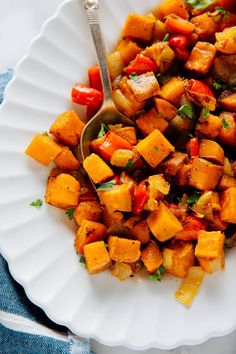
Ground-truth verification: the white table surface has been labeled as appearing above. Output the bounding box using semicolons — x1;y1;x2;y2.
1;1;236;353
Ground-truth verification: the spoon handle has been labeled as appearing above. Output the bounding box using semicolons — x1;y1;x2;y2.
83;0;113;103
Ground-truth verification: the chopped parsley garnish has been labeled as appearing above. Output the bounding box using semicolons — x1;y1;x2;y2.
187;0;216;10
79;256;86;264
156;73;161;78
97;122;109;138
30;199;43;207
66;208;75;220
187;191;201;206
215;6;229;15
202;107;210;119
129;72;140;82
97;180;116;191
41;131;49;136
125;160;135;169
148;265;166;281
154;146;158;152
221;117;231;129
177;104;196;120
163;33;170;42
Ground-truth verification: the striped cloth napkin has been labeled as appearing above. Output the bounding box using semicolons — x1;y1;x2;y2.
0;69;93;354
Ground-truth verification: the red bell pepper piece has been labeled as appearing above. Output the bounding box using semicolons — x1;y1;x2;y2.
209;0;235;11
186;137;199;157
189;79;215;98
165;16;195;35
88;65;103;92
132;181;149;215
175;215;207;241
169;34;189;49
90;131;133;161
124;54;158;75
71;83;103;107
218;13;236;31
174;47;190;61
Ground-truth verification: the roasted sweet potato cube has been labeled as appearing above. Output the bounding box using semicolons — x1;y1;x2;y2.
196;113;222;139
25;134;62;166
147;201;183;242
114;127;137;145
49;110;85;146
108;236;141;263
190;13;218;41
131;220;151;245
101;182;133;214
156;0;189;20
122;13;155;42
117;39;142;65
45;173;80;209
161;152;187;176
136;108;168;136
141;241;163;273
220;187;236;223
198;252;225;274
175;164;191;186
83;153;114;184
185;42;217;75
189;157;223;191
136;129;174;168
219;91;236;111
154;20;168;40
153;98;177;122
218;174;236;190
74;220;107;254
195;231;225;259
74;201;102;226
83;241;111;274
218;111;236;147
54;146;80;170
163;243;195;278
110;149;134;167
127;72;160;102
209;212;228;231
159;77;185;106
199;139;224;165
144;42;175;73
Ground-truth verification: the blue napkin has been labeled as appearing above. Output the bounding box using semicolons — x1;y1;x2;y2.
0;70;93;354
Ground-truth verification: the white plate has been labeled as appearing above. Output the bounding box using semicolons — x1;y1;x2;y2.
0;0;236;350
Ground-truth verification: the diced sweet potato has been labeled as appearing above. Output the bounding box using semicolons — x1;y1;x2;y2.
111;262;132;281
83;241;111;274
83;153;114;184
185;42;217;75
122;13;155;42
45;173;80;209
49;110;85;146
196;114;222;139
198;252;225;274
102;182;133;214
189;157;223;191
153;98;177;122
113;127;137;145
107;51;124;80
74;201;102;226
108;236;141;263
136;129;174;168
219;91;236;111
156;0;189;20
74;220;107;254
195;230;225;259
220;187;236;223
218;174;236;191
218;111;236;147
131;220;151;245
141;241;163;273
175;164;191;186
110;149;134;167
199;139;224;165
147;201;183;242
215;26;236;54
159;77;185;106
25;134;62;166
175;267;205;306
117;39;142;65
161;152;187;176
54;146;80;170
163;243;195;278
154;20;168;40
209;212;228;231
144;42;175;73
127;72;160;102
190;13;218;41
211;192;221;211
136;108;168;136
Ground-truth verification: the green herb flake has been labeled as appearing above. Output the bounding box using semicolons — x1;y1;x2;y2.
66;208;75;220
215;6;229;15
213;79;228;90
41;131;49;136
154;146;158;152
163;33;170;42
148;265;166;281
97;122;109;138
202;107;210;119
79;256;86;264
129;72;140;83
30;199;43;208
177;104;196;120
187;191;201;206
125;160;134;169
97;180;116;191
187;0;216;11
156;73;161;78
221;117;231;129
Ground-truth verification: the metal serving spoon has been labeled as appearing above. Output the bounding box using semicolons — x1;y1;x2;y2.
80;0;134;160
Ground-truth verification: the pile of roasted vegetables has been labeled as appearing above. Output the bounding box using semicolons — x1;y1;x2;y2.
25;0;236;306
